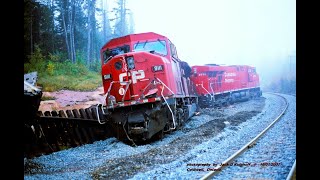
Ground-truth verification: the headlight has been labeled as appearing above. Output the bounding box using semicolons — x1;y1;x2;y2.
103;74;112;80
126;56;135;70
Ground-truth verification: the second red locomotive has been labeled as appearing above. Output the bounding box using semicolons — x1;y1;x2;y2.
190;64;262;108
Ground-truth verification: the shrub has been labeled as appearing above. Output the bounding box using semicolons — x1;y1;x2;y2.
24;45;46;74
46;61;55;76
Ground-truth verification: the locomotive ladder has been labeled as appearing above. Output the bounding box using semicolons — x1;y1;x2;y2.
197;82;215;100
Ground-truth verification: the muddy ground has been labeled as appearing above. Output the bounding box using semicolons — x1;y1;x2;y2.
39;87;105;112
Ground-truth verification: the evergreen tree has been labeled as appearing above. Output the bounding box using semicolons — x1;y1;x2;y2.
128;11;135;34
113;0;129;37
24;0;134;67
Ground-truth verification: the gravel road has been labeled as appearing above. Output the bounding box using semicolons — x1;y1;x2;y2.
24;93;295;180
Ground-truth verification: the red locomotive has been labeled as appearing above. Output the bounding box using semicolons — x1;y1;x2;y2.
100;32;262;143
190;64;262;108
100;32;198;142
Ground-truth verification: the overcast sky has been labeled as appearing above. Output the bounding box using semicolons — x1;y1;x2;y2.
126;0;296;70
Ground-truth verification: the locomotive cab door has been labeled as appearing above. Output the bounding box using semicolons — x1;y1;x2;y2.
169;41;184;95
171;59;184;95
217;71;224;91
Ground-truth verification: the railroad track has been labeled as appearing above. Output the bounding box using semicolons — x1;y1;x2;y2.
286;160;296;180
26;93;295;179
200;93;295;180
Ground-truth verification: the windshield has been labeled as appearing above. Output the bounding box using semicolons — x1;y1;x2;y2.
134;40;167;55
103;45;130;64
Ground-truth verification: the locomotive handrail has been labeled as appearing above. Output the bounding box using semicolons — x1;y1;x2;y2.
209;83;216;101
139;78;158;100
156;77;175;95
160;84;176;130
104;80;131;106
121;80;131;102
104;81;115;101
95;104;106;124
197;82;214;100
156;77;176;130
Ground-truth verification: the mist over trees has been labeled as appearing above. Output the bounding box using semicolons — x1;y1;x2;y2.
24;0;134;72
260;51;296;94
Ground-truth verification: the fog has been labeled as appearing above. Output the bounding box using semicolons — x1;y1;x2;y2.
126;0;296;90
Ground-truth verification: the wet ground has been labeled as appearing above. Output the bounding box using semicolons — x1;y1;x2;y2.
39;87;105;112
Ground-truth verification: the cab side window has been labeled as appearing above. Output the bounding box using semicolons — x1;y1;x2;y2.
169;41;178;59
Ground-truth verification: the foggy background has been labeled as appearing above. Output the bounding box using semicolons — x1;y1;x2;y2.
25;0;296;93
126;0;296;92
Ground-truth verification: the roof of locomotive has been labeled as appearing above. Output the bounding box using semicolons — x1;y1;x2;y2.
229;65;256;69
192;64;256;72
191;64;234;72
101;32;167;50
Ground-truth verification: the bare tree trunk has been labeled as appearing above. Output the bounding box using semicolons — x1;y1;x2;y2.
120;0;124;35
114;0;127;37
61;1;71;60
68;3;73;62
71;12;76;63
87;0;96;66
92;2;97;62
102;0;106;41
86;28;91;66
50;0;55;53
128;11;135;34
30;15;33;54
86;0;92;66
122;0;126;35
102;0;112;41
69;0;76;63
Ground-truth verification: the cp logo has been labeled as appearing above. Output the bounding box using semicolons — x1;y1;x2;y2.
119;70;145;85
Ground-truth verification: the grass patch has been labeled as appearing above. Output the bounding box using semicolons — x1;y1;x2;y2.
38;71;102;92
41;95;56;101
24;48;103;92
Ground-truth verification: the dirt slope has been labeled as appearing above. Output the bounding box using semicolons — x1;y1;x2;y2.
39;87;105;112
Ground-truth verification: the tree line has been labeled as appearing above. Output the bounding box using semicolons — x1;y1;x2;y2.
24;0;134;71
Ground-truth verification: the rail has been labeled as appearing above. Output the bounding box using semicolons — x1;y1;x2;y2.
200;93;289;180
286;160;296;180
